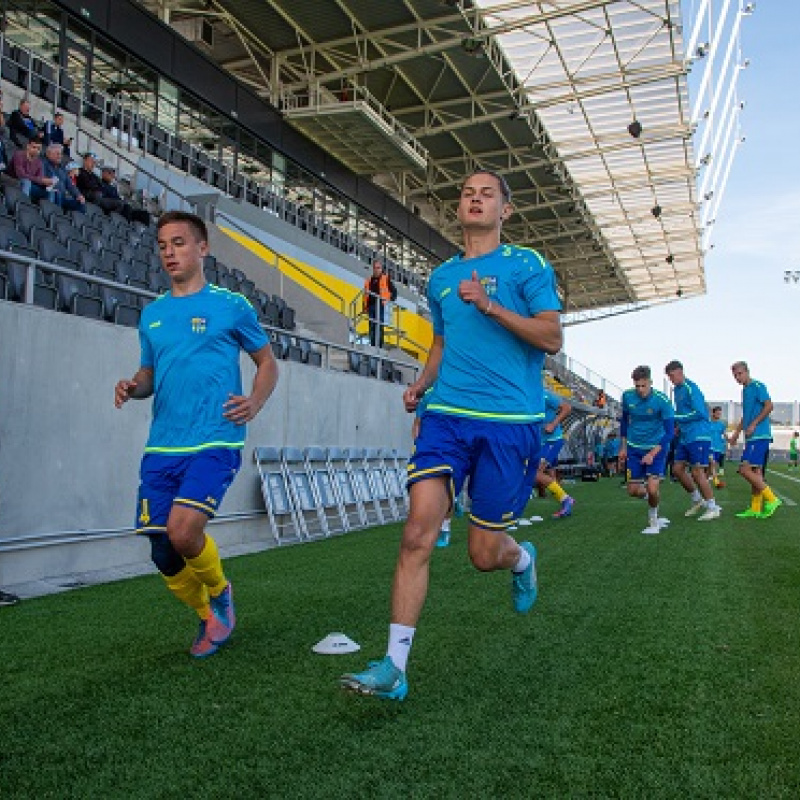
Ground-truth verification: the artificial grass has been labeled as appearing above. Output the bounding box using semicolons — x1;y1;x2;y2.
3;468;800;799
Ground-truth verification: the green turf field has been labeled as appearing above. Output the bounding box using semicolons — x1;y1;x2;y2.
3;465;800;798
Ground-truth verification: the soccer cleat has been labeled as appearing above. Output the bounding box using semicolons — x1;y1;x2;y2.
207;582;236;645
511;541;538;614
453;497;464;517
684;501;706;517
760;498;783;518
436;529;451;548
641;525;661;535
735;509;761;518
657;517;671;528
552;496;575;519
340;656;408;701
190;618;219;658
697;506;722;522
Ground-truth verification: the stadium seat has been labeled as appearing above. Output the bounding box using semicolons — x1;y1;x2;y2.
56;273;103;319
326;447;368;530
364;447;397;522
253;446;303;545
346;447;384;526
304;447;349;534
282;447;328;540
38;198;63;226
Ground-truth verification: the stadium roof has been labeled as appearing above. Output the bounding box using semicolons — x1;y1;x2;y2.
138;0;705;321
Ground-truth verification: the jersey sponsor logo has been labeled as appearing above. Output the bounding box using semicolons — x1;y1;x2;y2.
191;316;207;334
439;287;452;300
481;275;498;297
149;320;162;329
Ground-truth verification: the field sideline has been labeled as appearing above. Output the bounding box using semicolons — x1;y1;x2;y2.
3;464;800;798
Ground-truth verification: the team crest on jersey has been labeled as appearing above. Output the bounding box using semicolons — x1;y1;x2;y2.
191;317;207;334
481;276;498;297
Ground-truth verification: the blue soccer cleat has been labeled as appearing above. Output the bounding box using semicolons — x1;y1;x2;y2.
207;582;236;645
189;618;219;659
552;496;575;518
436;529;451;548
512;541;538;614
340;656;408;701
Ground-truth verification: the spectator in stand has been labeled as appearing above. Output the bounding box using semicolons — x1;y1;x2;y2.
363;259;397;349
8;138;56;200
8;98;42;148
595;389;607;409
100;165;150;225
0;93;10;176
42;110;72;161
42;144;84;212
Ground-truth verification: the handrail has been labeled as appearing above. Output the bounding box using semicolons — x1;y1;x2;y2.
214;211;347;315
2;250;420;379
351;287;430;361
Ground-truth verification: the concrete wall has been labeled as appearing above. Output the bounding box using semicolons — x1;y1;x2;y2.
0;301;411;588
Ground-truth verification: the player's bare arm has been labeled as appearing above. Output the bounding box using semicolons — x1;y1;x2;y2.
403;336;444;412
223;344;279;425
114;367;154;408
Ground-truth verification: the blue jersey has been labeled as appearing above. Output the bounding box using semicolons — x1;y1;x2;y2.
709;419;727;453
139;284;269;453
543;389;566;442
672;378;710;443
621;388;674;449
604;437;620;457
426;244;561;422
742;380;772;441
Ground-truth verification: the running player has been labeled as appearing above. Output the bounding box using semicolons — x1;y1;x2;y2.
664;360;721;522
728;361;781;518
708;406;728;488
340;170;562;700
619;366;675;534
115;211;278;657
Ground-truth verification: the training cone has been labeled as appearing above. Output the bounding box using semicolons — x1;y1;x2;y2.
312;633;361;655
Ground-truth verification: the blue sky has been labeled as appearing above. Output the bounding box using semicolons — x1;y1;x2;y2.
565;1;798;402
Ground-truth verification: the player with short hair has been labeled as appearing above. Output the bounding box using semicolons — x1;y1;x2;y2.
340;170;562;701
708;406;727;488
664;360;721;522
789;432;799;470
728;361;781;518
619;366;675;535
539;389;575;518
115;210;278;657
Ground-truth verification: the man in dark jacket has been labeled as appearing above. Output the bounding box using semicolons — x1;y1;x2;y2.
76;152;126;216
8;99;42;148
100;165;150;225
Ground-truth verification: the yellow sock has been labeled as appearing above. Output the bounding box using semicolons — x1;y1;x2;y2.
750;493;763;513
546;482;567;502
186;534;228;597
762;486;777;503
163;566;210;619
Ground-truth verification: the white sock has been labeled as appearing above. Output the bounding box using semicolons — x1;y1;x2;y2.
512;545;531;574
705;498;717;509
690;489;702;502
440;518;451;532
649;506;658;523
387;623;415;672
